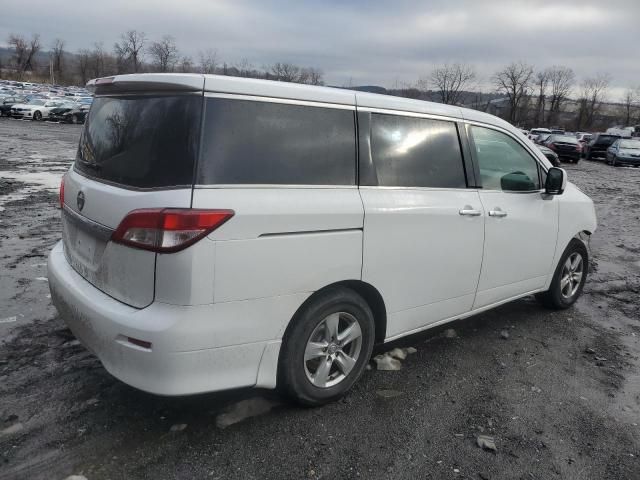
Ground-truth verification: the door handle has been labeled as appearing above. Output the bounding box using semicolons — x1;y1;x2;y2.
459;208;482;216
488;209;508;218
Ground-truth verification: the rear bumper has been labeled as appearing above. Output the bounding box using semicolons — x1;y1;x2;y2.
557;151;580;160
47;241;281;395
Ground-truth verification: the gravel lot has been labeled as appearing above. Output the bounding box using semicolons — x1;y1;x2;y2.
1;117;639;480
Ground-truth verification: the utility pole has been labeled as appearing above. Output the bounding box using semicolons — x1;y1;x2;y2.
49;55;55;85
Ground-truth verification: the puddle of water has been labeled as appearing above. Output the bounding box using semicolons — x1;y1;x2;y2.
1;170;65;206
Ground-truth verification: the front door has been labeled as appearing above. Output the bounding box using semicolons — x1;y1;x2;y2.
468;125;559;309
360;112;485;339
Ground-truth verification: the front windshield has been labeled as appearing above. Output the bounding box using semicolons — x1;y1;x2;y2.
29;99;45;106
620;140;640;149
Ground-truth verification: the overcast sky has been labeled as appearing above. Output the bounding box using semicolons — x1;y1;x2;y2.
1;0;638;98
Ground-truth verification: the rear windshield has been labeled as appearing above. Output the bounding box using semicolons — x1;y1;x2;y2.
620;140;640;149
550;135;578;144
75;95;201;188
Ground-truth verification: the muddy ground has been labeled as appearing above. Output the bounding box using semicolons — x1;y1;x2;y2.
0;117;639;480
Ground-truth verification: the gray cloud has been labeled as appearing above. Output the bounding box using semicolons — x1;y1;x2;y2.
1;0;638;98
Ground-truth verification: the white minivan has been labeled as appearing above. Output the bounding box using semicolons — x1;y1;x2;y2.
48;74;597;405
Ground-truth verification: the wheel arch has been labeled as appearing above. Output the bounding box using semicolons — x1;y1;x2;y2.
281;280;387;345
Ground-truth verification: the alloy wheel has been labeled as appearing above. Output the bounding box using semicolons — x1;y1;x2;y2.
560;252;584;299
304;312;363;388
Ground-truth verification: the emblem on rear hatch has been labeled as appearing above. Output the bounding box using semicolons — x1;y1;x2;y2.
76;191;85;211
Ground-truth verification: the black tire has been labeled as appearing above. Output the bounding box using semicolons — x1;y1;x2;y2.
33;110;42;121
536;239;588;310
278;287;375;406
71;114;79;124
612;156;618;167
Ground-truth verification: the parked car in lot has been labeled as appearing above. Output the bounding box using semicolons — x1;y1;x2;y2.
536;145;560;166
0;95;27;116
543;134;582;163
606;139;640;167
528;127;551;142
47;102;88;124
48;73;597;406
584;133;621;160
536;133;552;145
575;132;593;146
10;98;66;120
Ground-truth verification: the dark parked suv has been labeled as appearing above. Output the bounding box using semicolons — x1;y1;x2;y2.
584;134;621;160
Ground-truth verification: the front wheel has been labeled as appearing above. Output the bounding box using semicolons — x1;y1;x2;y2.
536;239;588;309
33;111;42;121
278;287;375;406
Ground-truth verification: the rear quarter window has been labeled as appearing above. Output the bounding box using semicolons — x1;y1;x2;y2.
197;98;356;185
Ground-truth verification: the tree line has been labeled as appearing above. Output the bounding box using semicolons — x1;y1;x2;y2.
3;32;639;130
394;62;638;131
3;31;325;87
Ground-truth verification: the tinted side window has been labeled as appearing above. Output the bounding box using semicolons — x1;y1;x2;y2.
470;126;541;192
198;98;356;185
369;114;466;188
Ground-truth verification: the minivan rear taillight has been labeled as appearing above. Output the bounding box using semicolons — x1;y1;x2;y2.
111;209;234;253
59;174;65;209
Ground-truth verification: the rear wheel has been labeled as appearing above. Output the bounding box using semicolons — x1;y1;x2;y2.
278;287;375;406
536;239;588;309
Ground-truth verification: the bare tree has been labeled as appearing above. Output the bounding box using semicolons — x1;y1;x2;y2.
270;63;302;82
51;38;65;83
7;34;28;75
235;58;253;77
198;49;218;74
533;69;550;126
304;67;324;86
576;73;611;129
547;66;575;125
493;61;534;123
430;63;476;105
148;35;178;72
621;87;639;125
8;33;40;78
178;56;194;73
114;30;146;73
77;49;91;85
90;42;107;78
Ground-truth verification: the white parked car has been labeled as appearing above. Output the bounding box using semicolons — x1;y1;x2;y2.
528;127;551;142
48;74;597;405
10;98;66;120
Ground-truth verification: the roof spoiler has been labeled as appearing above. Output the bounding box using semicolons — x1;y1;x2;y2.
87;74;205;95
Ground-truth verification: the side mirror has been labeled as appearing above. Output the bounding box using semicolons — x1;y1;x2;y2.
545;167;566;195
